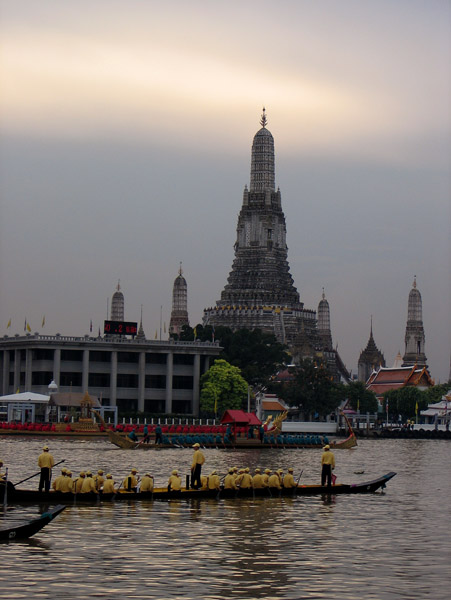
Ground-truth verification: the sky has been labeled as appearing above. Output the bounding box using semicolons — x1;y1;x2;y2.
0;0;450;382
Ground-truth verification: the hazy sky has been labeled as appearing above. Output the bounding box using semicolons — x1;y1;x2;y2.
1;1;450;382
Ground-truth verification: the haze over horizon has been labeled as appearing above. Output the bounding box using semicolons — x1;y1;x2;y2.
1;1;450;382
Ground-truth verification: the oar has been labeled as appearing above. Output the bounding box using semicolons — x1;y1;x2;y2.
293;470;303;495
14;459;66;487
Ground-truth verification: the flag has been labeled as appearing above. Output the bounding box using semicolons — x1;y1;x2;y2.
41;315;45;328
193;326;197;339
7;319;11;329
26;322;31;332
24;319;27;331
212;326;215;342
90;319;93;332
98;327;101;336
164;322;166;333
415;401;418;415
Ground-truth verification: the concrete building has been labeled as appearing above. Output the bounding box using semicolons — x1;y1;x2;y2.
0;333;220;416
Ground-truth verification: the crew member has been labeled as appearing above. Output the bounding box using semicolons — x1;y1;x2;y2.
140;473;154;493
74;472;86;494
128;428;138;442
200;474;209;490
0;459;6;481
95;470;105;491
191;443;205;489
155;424;163;445
142;424;150;444
38;445;55;492
252;468;264;489
60;471;73;493
122;468;139;492
52;467;67;492
168;469;181;492
224;468;237;490
321;444;335;487
283;468;296;488
102;474;115;494
239;468;253;489
268;471;282;490
207;470;221;490
81;471;97;494
262;469;271;487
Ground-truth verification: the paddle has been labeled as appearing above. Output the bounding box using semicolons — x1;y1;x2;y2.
14;459;66;487
293;470;303;495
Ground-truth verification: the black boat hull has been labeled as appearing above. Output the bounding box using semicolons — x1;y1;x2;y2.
0;504;66;541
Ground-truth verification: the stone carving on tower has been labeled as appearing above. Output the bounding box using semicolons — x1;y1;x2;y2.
358;318;385;382
111;281;124;321
402;277;427;367
169;264;190;337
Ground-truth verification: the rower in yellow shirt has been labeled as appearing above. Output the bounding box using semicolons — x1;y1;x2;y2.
283;468;296;488
81;471;97;493
191;443;205;489
140;473;154;493
262;469;271;487
224;468;237;490
239;469;253;489
168;470;181;492
60;471;73;493
252;468;264;489
102;474;116;494
207;470;221;490
74;472;86;493
95;470;105;491
52;467;67;492
321;444;335;487
268;471;282;489
122;468;139;492
38;446;55;492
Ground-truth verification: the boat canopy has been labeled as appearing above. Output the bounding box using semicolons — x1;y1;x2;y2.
220;410;261;426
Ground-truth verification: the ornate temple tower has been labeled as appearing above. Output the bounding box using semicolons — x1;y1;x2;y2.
317;289;333;351
402;277;427;367
169;264;189;337
203;109;317;344
110;281;124;321
358;318;385;382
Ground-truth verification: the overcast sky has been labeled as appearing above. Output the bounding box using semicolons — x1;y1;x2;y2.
1;0;450;382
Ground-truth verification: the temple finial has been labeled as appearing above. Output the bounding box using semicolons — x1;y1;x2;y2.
260;107;267;128
179;262;183;277
117;279;121;291
322;286;325;300
413;275;417;288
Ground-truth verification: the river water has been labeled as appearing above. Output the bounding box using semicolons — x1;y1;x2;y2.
0;437;450;599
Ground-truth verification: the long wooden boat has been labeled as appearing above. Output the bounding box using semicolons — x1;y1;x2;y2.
0;504;65;541
1;472;395;504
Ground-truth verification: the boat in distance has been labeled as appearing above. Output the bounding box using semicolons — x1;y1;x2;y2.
0;504;65;541
1;472;395;504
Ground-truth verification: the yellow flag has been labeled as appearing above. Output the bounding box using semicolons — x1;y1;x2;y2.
415;401;418;415
26;322;31;332
41;315;45;328
193;326;197;339
7;319;11;328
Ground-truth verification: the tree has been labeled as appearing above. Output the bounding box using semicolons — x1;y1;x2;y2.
424;384;449;405
340;381;379;413
383;387;428;420
277;358;341;418
200;359;248;416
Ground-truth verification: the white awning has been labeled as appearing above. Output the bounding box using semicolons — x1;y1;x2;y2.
0;392;50;404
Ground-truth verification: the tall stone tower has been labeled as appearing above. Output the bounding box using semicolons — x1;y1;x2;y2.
111;281;124;321
203;109;317;345
317;289;333;351
358;318;385;382
402;277;427;367
169;264;189;337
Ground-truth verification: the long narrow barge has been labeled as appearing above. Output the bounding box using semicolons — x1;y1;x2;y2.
1;472;396;504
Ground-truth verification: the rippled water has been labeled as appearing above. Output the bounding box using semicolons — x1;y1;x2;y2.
1;437;450;599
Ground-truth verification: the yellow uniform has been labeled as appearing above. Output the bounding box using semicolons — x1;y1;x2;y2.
262;472;270;487
102;477;115;494
283;472;295;488
321;450;335;468
191;449;205;469
95;472;105;491
200;475;209;490
81;476;97;493
38;452;55;469
252;473;264;489
140;475;154;492
122;472;139;491
60;475;73;493
75;475;85;493
168;474;181;491
224;473;237;490
208;473;221;490
239;473;253;489
268;473;282;489
53;474;66;492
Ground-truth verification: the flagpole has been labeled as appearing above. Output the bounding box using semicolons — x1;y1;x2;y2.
159;306;162;341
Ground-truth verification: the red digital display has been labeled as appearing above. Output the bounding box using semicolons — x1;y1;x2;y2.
104;320;138;336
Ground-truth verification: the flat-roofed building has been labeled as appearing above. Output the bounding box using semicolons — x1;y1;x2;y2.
0;333;221;416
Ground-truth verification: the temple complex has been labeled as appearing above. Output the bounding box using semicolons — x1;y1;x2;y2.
358;319;386;382
203;111;349;380
110;281;124;321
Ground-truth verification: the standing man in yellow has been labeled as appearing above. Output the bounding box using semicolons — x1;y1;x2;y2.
191;443;205;489
321;444;335;487
38;445;55;492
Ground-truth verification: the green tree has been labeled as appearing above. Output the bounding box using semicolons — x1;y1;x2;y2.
424;384;449;404
383;387;428;420
340;381;379;413
200;359;248;416
277;358;341;418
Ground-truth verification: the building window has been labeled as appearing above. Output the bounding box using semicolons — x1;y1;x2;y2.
60;372;82;386
118;352;139;363
32;371;54;385
172;400;192;414
117;398;137;413
172;375;193;390
144;399;165;413
61;350;83;362
145;375;166;388
88;373;111;387
90;351;111;363
32;349;54;361
173;354;195;365
117;374;139;388
146;353;167;364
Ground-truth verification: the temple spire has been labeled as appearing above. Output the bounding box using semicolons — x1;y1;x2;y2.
260;107;267;128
